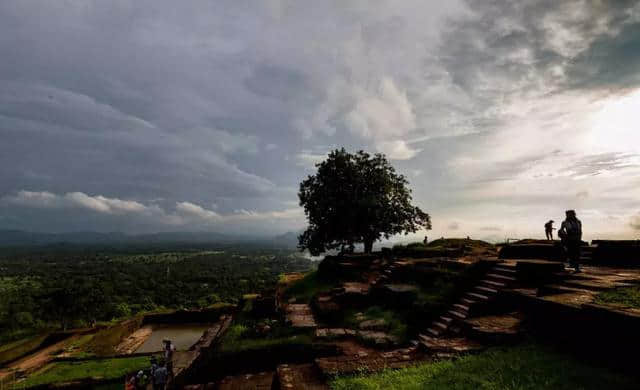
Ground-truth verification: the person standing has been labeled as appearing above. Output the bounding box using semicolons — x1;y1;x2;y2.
153;362;168;390
149;355;158;389
135;370;148;390
558;210;582;273
544;220;555;240
163;339;175;377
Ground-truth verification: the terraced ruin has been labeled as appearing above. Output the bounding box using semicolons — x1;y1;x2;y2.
178;239;640;389
3;238;640;389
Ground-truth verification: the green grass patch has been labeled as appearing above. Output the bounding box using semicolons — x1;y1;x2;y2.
415;275;458;308
86;317;144;356
18;356;149;388
344;307;408;341
595;286;640;309
284;271;339;303
218;322;312;353
62;334;96;358
330;344;637;390
0;333;48;366
219;333;313;353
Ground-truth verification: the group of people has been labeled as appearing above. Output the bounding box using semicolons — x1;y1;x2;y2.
544;209;583;273
126;338;175;390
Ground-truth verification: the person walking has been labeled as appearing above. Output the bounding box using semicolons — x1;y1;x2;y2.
544;220;555;240
558;210;582;273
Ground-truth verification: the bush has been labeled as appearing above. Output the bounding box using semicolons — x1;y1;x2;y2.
15;312;34;327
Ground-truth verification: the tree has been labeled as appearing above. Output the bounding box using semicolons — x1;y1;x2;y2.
298;149;431;255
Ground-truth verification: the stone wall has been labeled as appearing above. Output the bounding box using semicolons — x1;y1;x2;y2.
498;243;565;261
142;305;235;325
591;240;640;265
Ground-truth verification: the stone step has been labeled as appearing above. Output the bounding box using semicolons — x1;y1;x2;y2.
492;266;516;275
474;286;498;295
426;327;442;337
463;314;523;345
480;279;506;288
447;309;467;320
419;335;484;354
433;321;448;330
486;273;516;282
460;298;476;305
453;303;470;313
440;316;453;324
465;292;489;301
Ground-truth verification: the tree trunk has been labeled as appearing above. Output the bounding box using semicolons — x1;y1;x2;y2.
364;239;373;254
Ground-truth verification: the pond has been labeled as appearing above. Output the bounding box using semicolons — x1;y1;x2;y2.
135;324;212;353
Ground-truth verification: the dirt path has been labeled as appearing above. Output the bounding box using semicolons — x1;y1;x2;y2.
0;334;78;380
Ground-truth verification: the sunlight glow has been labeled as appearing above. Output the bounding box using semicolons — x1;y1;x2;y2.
589;89;640;153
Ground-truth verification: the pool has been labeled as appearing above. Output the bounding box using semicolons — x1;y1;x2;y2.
135;324;212;353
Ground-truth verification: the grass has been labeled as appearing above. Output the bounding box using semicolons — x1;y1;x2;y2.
0;333;48;366
344;307;408;341
595;286;640;309
330;344;637;390
218;333;313;353
86;317;144;356
218;323;313;353
61;334;96;358
17;356;150;388
284;271;339;303
415;274;458;308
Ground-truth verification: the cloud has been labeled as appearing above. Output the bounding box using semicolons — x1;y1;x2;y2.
564;152;640;178
479;226;502;232
345;78;420;159
3;190;150;215
576;191;589;199
448;222;460;230
1;1;640;238
1;190;303;232
631;215;640;231
175;201;221;222
295;151;327;169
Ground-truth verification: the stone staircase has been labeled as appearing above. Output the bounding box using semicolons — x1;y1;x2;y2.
419;262;517;343
370;260;398;286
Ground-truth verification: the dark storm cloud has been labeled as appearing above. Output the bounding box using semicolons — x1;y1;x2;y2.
567;22;640;90
441;1;640;96
0;0;639;237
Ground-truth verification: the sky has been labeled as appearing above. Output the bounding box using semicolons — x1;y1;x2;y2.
1;0;640;242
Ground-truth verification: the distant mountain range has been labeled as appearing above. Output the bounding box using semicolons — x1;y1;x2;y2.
0;229;301;248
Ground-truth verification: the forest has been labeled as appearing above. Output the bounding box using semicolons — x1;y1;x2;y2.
0;244;313;343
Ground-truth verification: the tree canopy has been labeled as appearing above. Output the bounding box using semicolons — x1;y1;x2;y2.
298;149;431;255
